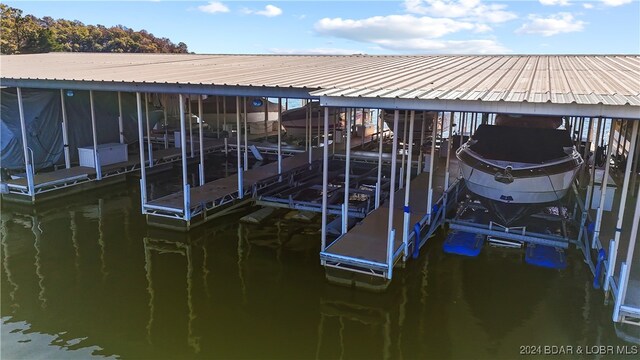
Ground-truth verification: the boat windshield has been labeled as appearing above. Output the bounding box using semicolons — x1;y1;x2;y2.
469;124;573;164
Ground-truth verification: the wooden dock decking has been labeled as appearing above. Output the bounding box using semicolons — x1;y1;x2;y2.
321;154;453;276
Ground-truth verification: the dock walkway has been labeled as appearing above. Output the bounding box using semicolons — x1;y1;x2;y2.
144;149;322;230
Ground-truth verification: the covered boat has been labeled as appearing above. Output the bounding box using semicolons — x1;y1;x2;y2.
280;102;347;138
382;110;436;138
456;122;583;225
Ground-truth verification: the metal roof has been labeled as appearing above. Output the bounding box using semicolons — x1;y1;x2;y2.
1;53;639;118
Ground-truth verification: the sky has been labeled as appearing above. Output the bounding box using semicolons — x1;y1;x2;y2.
7;0;640;55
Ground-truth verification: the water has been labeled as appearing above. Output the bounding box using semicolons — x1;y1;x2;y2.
1;172;632;359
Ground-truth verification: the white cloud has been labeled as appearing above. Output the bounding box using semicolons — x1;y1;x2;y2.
268;48;362;55
516;13;586;36
197;1;229;14
539;0;571;5
600;0;632;6
244;4;283;17
474;23;493;33
315;15;476;41
374;39;509;54
583;3;594;8
403;0;517;23
256;4;282;17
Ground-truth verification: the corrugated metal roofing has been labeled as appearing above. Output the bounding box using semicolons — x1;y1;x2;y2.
1;53;639;107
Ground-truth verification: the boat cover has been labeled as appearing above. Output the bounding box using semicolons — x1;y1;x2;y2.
470;124;572;164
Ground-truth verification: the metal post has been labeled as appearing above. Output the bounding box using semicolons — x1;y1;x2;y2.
386;110;400;280
136;93;148;209
418;112;426;175
163;105;168;149
236;97;243;200
460;112;465;152
145;93;154;168
321;107;329;256
444;112;454;189
631;132;640;197
59;89;71;169
605;120;638;295
89;90;102;180
243;97;248;171
188;95;194;158
402;111;415;259
277;98;282;175
593;118;616;248
342;108;352;234
400;111;408;190
117;91;124;144
223;97;227;137
426;112;438;224
332;109;337;154
216;95;220;139
617;182;640;316
198;96;205;186
307;104;312;164
264;97;269;142
375;110;384;209
586;117;602;209
179;95;190;220
16;88;34;196
317;109;321;147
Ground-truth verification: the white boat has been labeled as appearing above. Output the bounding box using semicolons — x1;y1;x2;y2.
280;102;348;138
190;96;280;134
456;122;583;225
382;110;436;138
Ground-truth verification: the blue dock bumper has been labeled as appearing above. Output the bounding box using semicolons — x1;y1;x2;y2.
443;231;485;257
525;244;567;270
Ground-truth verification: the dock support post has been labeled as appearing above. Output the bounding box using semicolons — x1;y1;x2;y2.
198;96;205;186
632;133;640;197
321;107;329;260
188;95;194;158
243;97;248;171
605;120;638;298
236;96;243;200
60;89;71;169
402;111;416;260
16;87;34;197
342;108;352;234
277;98;282;175
215;96;220;139
444;111;454;189
586;117;602;210
89;90;102;180
163;105;168;149
418;112;426;175
400;111;408;190
593;118;616;249
136;92;148;211
426;112;437;224
308;104;312;165
614;183;640;321
179;94;189;214
117;91;124;144
375;110;384;209
264;97;269;142
613;262;628;322
332;109;337;155
145;93;154;168
386;110;400;280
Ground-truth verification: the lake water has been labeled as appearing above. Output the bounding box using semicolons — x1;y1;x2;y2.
1;160;634;359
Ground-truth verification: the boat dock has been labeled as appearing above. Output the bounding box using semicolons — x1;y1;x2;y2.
1;53;639;337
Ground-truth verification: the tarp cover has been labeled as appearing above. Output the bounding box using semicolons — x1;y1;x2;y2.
469;124;573;164
1;88;162;171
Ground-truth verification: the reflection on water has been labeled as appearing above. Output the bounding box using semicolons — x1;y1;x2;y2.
1;177;631;359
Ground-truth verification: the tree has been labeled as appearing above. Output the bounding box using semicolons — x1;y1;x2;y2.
0;4;190;54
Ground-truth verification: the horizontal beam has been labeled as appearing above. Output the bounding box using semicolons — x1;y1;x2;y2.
319;96;640;120
0;78;318;99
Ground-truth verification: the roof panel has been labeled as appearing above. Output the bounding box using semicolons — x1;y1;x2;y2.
1;53;638;109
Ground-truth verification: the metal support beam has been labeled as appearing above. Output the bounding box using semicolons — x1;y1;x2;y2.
418;111;426;175
617;182;640;319
402;111;415;259
605;120;638;295
375;109;384;209
277;98;282;175
586;117;602;210
426;112;438;224
117;91;124;144
188;95;194;158
16;87;34;196
179;94;189;217
400;111;408;190
145;93;153;168
89;90;102;180
342;108;352;234
243;97;249;171
593;118;616;248
236;96;243;199
198;95;205;186
59;89;71;169
386;110;400;280
444;111;454;189
321;107;330;258
136;92;148;210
